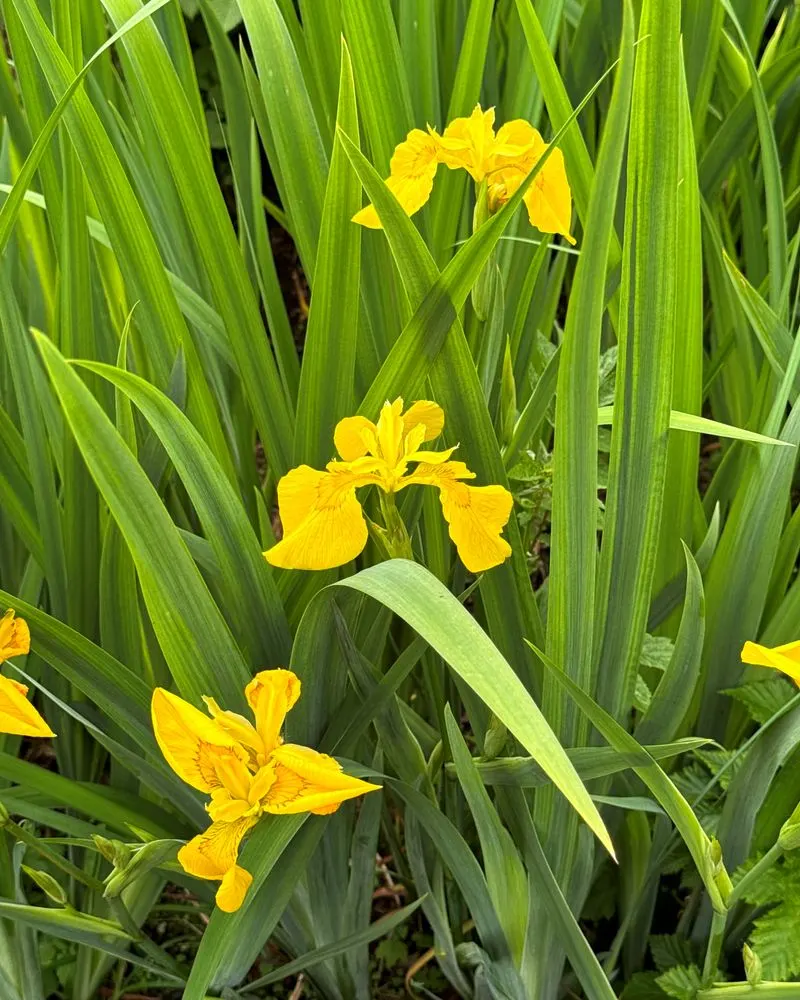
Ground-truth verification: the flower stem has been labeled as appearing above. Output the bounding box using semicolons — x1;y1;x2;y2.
727;841;784;908
377;492;414;560
2;816;104;892
702;910;727;986
701;840;784;987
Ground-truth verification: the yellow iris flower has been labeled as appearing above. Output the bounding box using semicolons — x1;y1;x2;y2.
264;399;513;574
0;609;54;738
353;104;575;245
741;639;800;684
152;669;380;912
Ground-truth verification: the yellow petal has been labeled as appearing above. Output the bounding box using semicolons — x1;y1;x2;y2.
375;399;406;468
202;696;264;758
151;688;245;793
0;675;55;738
522;146;575;244
245;669;301;756
437;105;497;181
404;445;459;468
249;763;278;803
402;400;444;442
178;816;255;881
334;415;376;461
741;640;800;684
265;465;372;571
492;120;542;162
216;864;253;912
262;744;381;816
207;788;251;823
412;462;513;573
0;609;30;665
352;129;439;230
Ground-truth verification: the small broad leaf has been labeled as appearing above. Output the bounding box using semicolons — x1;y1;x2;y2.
655;964;702;1000
722;677;795;725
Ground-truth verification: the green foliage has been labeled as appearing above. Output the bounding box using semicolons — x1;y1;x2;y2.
738;853;800;981
0;0;799;997
723;677;796;725
656;964;703;1000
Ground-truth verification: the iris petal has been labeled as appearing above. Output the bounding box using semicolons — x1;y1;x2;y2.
0;609;30;665
151;688;244;793
265;465;372;571
0;675;55;738
262;744;381;816
741;640;800;684
352;129;439;229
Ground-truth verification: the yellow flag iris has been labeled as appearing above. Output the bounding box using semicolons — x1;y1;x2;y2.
0;609;54;738
152;669;380;913
741;639;800;684
353;104;574;244
264;399;513;574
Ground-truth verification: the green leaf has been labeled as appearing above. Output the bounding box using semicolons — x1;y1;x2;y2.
35;336;249;708
182;815;307;998
334;560;613;856
0;899;183;984
636;544;705;745
471;739;711;788
0;0;172;255
98;0;295;478
75;362;291;667
238;0;327;278
723;677;795;725
445;706;528;963
530;640;727;911
293;41;361;468
245;899;424;988
593;0;684;722
596;407;792;448
656;964;703;1000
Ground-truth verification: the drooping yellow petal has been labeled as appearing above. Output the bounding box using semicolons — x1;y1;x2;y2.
178;816;256;879
436;105;497;181
262;744;381;816
151;688;246;793
178;816;256;912
489;124;575;244
352;129;439;229
216;864;253;912
334;415;376;462
245;669;301;756
402;400;445;443
265;465;373;571
0;609;30;665
410;462;513;573
741;640;800;684
521;146;575;244
0;675;55;738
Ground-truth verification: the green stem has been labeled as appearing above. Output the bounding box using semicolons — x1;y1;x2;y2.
377;491;414;560
701;839;785;987
3;817;104;892
728;841;784;908
702;909;727;985
107;897;188;980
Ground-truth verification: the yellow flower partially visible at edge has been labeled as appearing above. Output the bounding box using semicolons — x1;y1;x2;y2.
0;609;54;738
353;104;575;245
152;669;380;913
741;639;800;684
265;399;513;574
